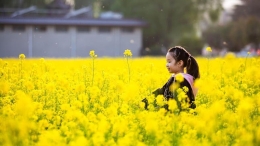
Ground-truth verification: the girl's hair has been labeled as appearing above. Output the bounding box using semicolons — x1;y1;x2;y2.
168;46;200;80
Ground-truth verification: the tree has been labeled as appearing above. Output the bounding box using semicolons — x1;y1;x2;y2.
226;19;247;52
202;0;260;52
232;0;260;21
178;35;204;56
244;17;260;48
1;0;223;55
0;0;47;9
202;24;229;50
202;17;260;52
0;0;70;9
105;0;222;55
230;0;260;50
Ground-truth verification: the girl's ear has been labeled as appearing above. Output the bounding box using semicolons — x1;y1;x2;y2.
178;60;184;67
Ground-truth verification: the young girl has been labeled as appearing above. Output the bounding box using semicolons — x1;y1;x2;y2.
143;46;200;111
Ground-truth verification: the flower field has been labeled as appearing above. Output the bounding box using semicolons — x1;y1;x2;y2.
0;53;260;146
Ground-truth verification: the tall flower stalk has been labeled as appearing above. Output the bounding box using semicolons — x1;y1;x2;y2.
124;49;132;82
244;51;251;70
19;53;26;85
19;54;25;79
19;54;25;89
239;51;251;87
206;47;212;76
89;50;97;86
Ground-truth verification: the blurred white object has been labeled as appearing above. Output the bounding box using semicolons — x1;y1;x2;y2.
100;11;123;19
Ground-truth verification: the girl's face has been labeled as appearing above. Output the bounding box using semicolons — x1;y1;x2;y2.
166;52;183;74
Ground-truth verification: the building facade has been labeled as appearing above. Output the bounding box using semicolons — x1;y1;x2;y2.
0;18;146;58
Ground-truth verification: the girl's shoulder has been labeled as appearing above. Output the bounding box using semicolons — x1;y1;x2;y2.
181;73;194;84
171;73;194;82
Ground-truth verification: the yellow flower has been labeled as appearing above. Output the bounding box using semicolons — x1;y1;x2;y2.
156;95;165;106
168;99;178;111
175;73;184;82
225;52;236;59
139;101;145;109
182;86;189;93
14;91;35;117
19;54;26;59
0;81;10;96
206;47;212;52
124;49;132;57
40;58;45;63
176;88;187;100
169;82;179;92
89;50;97;58
247;52;251;55
44;110;53;120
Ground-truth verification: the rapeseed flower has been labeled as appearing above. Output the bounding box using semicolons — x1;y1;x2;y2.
40;58;45;64
168;99;178;111
156;95;165;106
169;82;179;92
0;56;259;146
225;52;236;59
206;46;212;52
124;49;132;82
89;50;97;58
19;54;26;59
124;49;132;57
14;91;35;117
0;81;10;95
175;73;184;82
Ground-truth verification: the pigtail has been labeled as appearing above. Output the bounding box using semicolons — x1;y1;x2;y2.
186;56;200;80
169;46;200;80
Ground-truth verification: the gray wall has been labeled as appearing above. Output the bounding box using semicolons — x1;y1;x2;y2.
0;25;29;58
32;26;71;58
0;25;142;58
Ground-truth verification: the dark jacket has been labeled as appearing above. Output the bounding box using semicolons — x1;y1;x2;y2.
142;74;197;111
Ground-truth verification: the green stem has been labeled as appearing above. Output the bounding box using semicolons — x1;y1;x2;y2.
92;58;94;86
20;59;23;88
207;57;209;76
207;52;212;76
244;54;249;70
20;59;22;79
127;57;130;82
220;61;225;87
84;67;87;94
240;54;249;86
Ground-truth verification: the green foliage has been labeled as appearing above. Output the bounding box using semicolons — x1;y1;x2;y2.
1;0;223;55
0;0;46;8
140;44;165;56
227;19;248;52
74;0;92;9
107;0;221;55
202;17;260;52
177;36;204;56
245;17;260;46
208;8;222;23
232;0;260;21
202;25;228;50
203;0;260;52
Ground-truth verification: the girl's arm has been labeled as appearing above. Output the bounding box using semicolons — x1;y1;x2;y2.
152;88;164;97
152;76;174;97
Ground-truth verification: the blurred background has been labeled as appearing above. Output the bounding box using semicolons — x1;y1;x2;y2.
0;0;259;58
